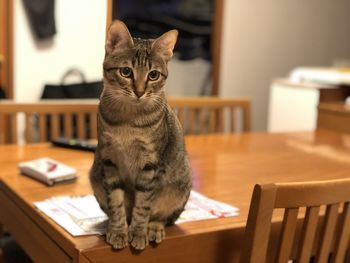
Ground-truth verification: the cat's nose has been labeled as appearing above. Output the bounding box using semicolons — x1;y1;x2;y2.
135;90;145;98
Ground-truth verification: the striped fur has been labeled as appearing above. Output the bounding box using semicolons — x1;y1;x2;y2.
89;20;192;250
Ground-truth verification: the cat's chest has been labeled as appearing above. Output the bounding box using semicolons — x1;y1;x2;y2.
112;126;152;152
102;125;157;172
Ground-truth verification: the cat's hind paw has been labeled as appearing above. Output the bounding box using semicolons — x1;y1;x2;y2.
106;229;128;249
148;222;165;244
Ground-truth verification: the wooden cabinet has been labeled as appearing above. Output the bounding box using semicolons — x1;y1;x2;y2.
317;103;350;133
268;79;350;132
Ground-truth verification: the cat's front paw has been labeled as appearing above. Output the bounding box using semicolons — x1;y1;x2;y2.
128;226;148;250
106;228;128;249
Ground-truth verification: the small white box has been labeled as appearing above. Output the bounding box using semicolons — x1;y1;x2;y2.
18;158;77;186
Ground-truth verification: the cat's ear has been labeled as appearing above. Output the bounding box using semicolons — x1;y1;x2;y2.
105;20;133;53
152;30;178;60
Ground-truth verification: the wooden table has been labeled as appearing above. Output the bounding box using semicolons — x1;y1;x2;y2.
1;130;350;263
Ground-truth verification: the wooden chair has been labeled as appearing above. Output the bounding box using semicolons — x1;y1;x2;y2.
240;178;350;263
0;100;98;144
168;96;251;134
0;97;251;143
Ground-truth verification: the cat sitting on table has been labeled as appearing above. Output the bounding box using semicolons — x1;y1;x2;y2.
89;20;192;250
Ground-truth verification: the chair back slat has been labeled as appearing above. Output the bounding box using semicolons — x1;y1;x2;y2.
38;114;47;142
333;202;350;262
209;109;216;133
198;109;207;134
315;203;339;263
77;113;86;139
241;178;350;263
188;108;195;134
239;184;276;263
10;113;17;143
230;108;236;132
168;96;251;135
216;108;224;133
25;113;33;143
276;208;299;263
0;114;5;143
90;113;97;139
64;113;73;138
297;206;320;263
51;114;60;139
243;105;251;132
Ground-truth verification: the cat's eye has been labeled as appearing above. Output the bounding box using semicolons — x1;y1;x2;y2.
148;70;160;81
120;67;132;78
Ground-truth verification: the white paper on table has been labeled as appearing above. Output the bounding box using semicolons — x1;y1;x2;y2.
177;191;239;223
34;191;239;236
34;196;108;236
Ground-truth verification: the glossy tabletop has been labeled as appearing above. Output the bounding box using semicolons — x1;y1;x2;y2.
0;130;350;263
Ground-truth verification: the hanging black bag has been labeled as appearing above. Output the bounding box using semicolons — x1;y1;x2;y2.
41;68;103;99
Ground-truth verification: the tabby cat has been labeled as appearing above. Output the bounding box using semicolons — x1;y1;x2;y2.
89;20;192;250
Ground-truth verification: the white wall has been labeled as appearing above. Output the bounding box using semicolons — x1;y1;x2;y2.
16;0;350;130
14;0;107;101
220;0;350;131
14;0;209;101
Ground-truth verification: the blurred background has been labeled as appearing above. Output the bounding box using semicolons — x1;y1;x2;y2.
1;0;350;132
1;1;350;261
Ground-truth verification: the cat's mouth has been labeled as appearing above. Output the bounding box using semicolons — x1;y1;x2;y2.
133;94;143;101
133;92;152;102
132;95;146;104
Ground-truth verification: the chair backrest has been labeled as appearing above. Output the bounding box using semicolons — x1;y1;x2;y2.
168;96;251;134
0;100;98;144
240;178;350;263
0;96;251;143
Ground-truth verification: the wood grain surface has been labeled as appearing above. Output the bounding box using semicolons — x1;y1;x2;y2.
0;130;349;262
